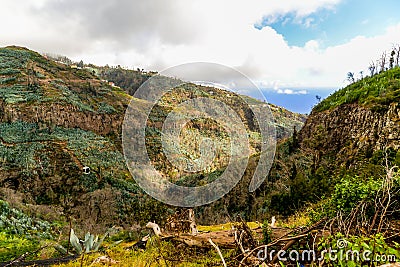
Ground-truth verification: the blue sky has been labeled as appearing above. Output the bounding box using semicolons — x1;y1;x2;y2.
255;0;400;48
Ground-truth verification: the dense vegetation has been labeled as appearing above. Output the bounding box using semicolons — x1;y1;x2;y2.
0;200;54;261
97;65;156;96
0;46;128;113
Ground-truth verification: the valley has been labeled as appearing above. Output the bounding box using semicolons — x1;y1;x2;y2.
0;46;399;266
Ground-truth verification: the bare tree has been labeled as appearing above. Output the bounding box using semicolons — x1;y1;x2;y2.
389;49;395;69
347;72;355;83
379;52;387;72
395;44;400;67
368;61;376;76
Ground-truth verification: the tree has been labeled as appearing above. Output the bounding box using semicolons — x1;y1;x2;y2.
368;61;376;76
395;44;400;67
315;95;322;103
389;49;395;69
77;60;84;68
347;72;355;83
379;52;387;72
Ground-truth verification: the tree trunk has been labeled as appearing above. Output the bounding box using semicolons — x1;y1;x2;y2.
188;209;198;235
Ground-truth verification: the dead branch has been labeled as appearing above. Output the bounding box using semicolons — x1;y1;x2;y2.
209;238;227;267
238;218;326;266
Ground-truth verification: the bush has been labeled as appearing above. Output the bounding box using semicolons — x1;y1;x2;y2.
319;233;400;266
0;232;39;262
0;200;52;238
310;172;400;223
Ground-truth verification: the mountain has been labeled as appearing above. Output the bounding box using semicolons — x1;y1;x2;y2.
96;65;307;140
0;46;306;229
261;66;400;217
300;68;400;167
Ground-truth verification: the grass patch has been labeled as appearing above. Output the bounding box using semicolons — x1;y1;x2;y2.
314;67;400;112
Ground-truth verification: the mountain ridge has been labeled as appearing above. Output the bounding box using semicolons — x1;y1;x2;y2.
0;46;305;228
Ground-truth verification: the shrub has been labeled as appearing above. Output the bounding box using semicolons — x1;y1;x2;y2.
0;200;52;238
319;233;400;266
0;232;39;262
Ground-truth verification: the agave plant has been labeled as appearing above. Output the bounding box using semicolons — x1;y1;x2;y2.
68;228;110;254
55;228;110;254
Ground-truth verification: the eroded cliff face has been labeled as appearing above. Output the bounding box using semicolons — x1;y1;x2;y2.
299;102;400;163
0;100;124;136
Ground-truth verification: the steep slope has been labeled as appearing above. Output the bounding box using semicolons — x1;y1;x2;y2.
0;46;143;230
0;46;306;229
261;67;400;217
299;67;400;167
97;66;307;140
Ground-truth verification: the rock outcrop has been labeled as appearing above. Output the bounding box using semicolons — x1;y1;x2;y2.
0;100;123;135
299;101;399;165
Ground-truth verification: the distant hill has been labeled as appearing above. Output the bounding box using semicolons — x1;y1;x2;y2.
0;46;306;228
97;65;306;140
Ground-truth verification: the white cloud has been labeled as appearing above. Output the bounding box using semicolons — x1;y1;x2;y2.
0;0;399;90
277;89;308;95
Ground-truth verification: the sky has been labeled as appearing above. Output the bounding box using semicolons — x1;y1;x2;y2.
1;0;400;113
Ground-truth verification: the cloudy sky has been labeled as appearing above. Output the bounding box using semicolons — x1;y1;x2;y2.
1;0;400;95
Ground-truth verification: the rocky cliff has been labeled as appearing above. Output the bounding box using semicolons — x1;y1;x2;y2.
261;67;400;217
298;66;400;168
299;102;399;165
0;100;124;135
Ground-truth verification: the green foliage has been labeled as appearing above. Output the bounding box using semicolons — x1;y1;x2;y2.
370;148;398;166
318;233;400;266
0;121;128;181
67;228;108;254
309;175;394;223
50;80;94;112
0;142;44;177
330;176;380;213
0;200;54;262
0;84;45;104
97;65;154;95
97;101;117;114
0;120;171;227
0;232;39;262
0;200;52;238
314;67;400;112
0;46;127;113
269;166;334;216
262;219;272;244
0;76;17;84
0;68;20;75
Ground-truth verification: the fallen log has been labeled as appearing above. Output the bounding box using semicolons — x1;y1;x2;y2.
162;226;293;249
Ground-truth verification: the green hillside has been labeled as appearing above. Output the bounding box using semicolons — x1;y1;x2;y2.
0;46;306;231
0;46;399;266
314;66;400;112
